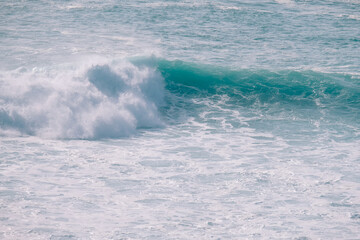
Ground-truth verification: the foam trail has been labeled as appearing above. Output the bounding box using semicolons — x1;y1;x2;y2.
0;59;165;139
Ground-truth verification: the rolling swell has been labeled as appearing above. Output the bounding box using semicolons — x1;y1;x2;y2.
158;59;359;108
155;59;360;125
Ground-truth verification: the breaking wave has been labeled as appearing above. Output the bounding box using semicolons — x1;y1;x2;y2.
1;57;359;138
0;59;165;139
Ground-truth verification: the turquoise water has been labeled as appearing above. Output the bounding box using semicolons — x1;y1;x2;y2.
1;0;360;239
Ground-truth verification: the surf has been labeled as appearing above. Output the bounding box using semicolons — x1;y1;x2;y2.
0;57;359;139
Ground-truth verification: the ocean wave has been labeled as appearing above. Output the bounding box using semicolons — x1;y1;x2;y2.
1;57;359;138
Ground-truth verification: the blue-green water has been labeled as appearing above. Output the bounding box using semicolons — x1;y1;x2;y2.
1;0;360;239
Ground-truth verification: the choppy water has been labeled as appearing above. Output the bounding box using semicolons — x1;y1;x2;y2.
1;0;360;239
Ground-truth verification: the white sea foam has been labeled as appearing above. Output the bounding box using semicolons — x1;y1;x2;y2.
0;58;165;139
217;6;243;11
60;4;85;10
274;0;295;5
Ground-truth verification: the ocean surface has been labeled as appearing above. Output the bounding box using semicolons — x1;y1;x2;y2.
1;0;360;239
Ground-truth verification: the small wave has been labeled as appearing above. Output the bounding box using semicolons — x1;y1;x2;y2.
217;6;243;11
347;14;360;21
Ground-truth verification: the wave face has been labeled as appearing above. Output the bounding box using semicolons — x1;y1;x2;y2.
0;59;165;139
158;59;359;105
156;59;360;127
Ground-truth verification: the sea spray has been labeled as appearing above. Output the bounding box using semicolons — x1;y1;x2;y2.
0;59;165;138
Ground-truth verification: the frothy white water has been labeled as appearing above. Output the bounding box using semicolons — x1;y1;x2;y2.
274;0;294;5
0;58;165;139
